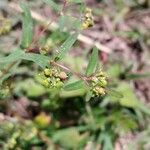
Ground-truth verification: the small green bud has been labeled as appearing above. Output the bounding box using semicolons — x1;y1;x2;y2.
42;79;50;87
81;7;94;29
0;17;11;35
44;68;52;76
96;71;106;78
51;68;59;77
98;78;107;87
93;86;106;96
39;45;49;55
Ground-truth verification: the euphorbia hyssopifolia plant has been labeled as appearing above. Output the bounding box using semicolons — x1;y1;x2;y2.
0;1;108;99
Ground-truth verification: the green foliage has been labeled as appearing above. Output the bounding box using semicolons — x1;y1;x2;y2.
20;3;33;48
53;128;87;149
86;47;98;76
0;0;150;149
14;79;46;97
64;80;85;91
117;82;139;108
0;48;50;68
55;32;78;60
126;72;150;80
0;120;41;149
69;0;83;4
107;64;122;78
98;132;114;150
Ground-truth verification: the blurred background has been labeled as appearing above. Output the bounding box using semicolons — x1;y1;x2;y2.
0;0;150;149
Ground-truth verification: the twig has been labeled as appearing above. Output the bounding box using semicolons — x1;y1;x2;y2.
50;60;89;85
9;2;112;54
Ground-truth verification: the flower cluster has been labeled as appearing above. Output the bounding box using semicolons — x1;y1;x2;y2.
0;120;37;149
39;45;50;55
90;71;107;96
81;8;94;29
40;67;68;88
0;17;11;35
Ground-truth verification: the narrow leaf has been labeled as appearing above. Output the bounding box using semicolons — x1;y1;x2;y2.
23;53;50;68
20;3;33;48
126;73;150;80
0;49;50;68
107;88;123;99
117;82;139;108
139;104;150;116
70;0;82;4
0;49;24;63
56;33;78;60
0;61;20;84
60;89;85;98
64;80;84;91
86;47;98;76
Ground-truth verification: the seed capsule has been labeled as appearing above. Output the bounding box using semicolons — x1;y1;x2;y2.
44;68;52;76
98;79;107;87
39;45;49;55
93;86;106;96
59;71;68;80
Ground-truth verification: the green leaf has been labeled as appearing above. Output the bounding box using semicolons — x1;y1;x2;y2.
0;49;24;63
23;53;50;68
107;64;122;78
86;47;98;76
117;82;139;108
43;0;61;12
126;73;150;80
0;49;50;68
0;61;21;84
70;0;83;3
55;33;78;60
98;132;113;150
85;91;92;101
52;128;87;149
64;80;84;91
124;64;133;74
139;105;150;116
14;79;46;97
60;89;85;98
20;3;33;48
107;88;123;99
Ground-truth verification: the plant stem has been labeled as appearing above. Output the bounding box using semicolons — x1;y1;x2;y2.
50;60;90;85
